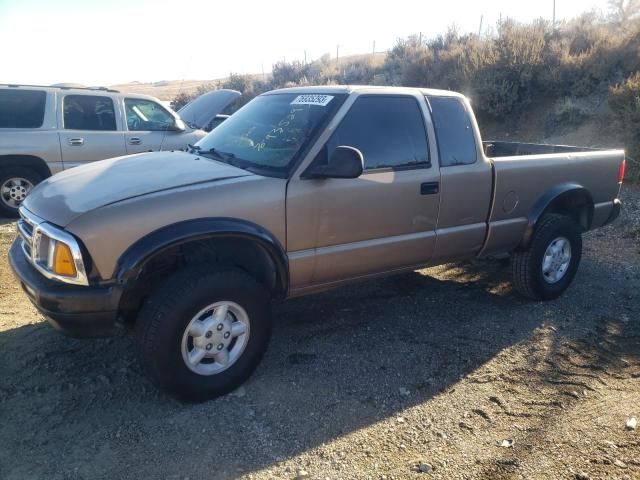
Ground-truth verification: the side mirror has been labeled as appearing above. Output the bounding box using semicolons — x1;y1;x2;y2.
173;118;186;132
304;146;364;179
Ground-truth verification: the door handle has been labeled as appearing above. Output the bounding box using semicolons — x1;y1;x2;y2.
128;137;142;145
420;182;439;195
68;138;84;146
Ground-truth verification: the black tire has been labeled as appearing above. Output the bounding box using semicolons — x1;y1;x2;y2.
135;266;272;401
0;166;45;218
511;214;582;300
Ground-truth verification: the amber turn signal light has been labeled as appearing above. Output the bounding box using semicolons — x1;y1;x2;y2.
53;242;77;277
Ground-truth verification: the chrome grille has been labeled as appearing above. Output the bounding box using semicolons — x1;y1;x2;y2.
17;209;36;258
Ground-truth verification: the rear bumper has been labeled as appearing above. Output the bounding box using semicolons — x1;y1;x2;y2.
602;198;622;227
8;239;121;338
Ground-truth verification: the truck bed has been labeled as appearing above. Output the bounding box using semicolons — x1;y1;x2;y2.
479;143;624;257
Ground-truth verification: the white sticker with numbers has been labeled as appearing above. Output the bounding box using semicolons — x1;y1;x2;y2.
290;94;334;106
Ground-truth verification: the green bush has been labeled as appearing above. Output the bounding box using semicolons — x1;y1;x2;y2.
551;96;595;126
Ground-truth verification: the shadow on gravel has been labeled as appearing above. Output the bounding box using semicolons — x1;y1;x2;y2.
469;253;640;479
0;258;549;479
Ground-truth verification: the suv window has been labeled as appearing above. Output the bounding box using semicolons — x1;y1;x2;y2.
125;98;175;131
326;95;429;170
427;96;477;166
0;89;46;128
64;95;116;131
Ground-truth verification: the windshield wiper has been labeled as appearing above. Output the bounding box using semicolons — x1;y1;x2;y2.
189;145;233;160
191;146;258;171
187;144;207;154
200;147;236;162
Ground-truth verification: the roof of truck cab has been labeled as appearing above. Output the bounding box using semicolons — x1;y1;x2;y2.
265;85;466;98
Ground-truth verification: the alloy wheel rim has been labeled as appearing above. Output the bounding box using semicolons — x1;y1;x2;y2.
542;236;572;284
1;177;34;208
181;301;250;375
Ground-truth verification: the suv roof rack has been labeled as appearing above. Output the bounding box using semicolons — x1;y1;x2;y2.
0;83;120;93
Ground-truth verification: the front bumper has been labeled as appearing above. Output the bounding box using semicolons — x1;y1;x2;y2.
8;239;122;338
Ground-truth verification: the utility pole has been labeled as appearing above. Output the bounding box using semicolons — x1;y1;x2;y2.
372;40;375;56
261;63;265;81
419;31;422;44
336;45;339;64
478;15;483;36
304;50;307;65
552;0;556;27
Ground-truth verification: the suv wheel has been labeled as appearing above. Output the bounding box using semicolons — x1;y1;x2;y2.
136;267;272;401
0;167;44;218
511;214;582;300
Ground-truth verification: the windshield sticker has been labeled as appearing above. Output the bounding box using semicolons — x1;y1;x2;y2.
290;94;334;106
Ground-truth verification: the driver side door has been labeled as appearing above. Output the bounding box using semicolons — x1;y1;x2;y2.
286;94;441;293
123;97;179;154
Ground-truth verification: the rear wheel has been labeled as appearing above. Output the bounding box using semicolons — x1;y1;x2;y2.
0;166;44;217
136;267;272;401
511;214;582;300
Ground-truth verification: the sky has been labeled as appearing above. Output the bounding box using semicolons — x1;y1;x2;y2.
0;0;611;86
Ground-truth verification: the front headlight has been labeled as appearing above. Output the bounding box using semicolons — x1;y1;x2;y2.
17;208;89;286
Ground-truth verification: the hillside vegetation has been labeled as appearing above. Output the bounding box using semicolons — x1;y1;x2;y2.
166;2;640;179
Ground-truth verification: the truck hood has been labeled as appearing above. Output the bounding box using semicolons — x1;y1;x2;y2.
177;89;241;130
22;151;252;226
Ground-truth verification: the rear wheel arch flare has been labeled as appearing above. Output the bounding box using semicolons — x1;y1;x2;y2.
522;184;593;248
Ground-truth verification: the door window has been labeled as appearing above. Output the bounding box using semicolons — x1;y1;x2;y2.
63;95;116;130
125;98;174;131
326;96;429;170
427;96;477;166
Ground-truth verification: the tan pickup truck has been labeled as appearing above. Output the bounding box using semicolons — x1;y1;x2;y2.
8;86;624;400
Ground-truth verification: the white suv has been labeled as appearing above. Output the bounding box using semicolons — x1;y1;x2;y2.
0;84;239;216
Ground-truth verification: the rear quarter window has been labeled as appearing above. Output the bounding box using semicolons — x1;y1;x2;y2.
0;89;47;128
64;95;116;131
427;96;477;167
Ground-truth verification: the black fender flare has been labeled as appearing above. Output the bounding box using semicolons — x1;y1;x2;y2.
115;218;289;298
521;183;593;248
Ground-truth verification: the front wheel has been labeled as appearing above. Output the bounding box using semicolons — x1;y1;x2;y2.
511;214;582;300
136;267;272;401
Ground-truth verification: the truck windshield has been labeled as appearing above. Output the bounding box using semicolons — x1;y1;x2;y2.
194;93;345;177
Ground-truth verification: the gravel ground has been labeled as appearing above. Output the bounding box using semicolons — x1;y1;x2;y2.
0;185;639;480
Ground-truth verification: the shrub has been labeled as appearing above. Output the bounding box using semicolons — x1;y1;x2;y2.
552;96;595;126
172;92;193;110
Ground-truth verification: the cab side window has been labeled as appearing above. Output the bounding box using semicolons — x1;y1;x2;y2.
63;95;116;131
125;98;174;131
427;96;477;166
326;96;429;170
